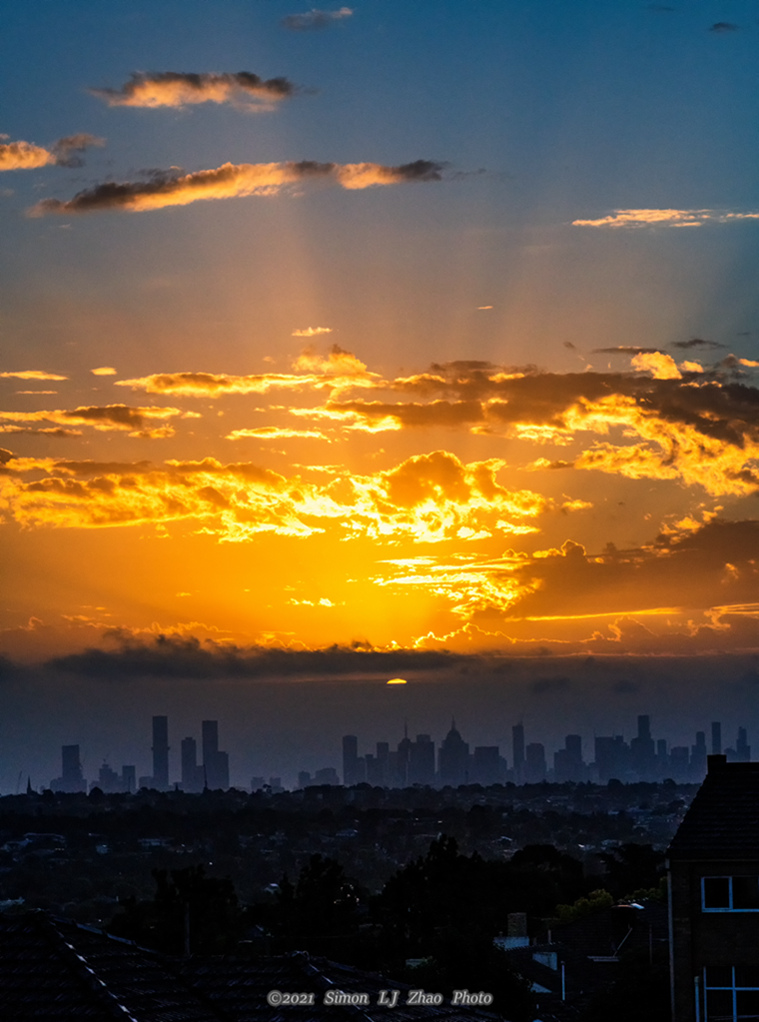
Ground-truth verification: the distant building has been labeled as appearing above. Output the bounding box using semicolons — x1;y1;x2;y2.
668;754;759;1022
50;745;86;794
201;720;229;789
152;715;170;791
512;723;525;784
438;720;470;787
181;736;203;793
554;734;584;783
342;734;364;786
408;734;436;786
472;746;501;786
524;742;546;784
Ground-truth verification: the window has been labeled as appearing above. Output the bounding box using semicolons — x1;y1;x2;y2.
702;877;759;912
704;966;759;1021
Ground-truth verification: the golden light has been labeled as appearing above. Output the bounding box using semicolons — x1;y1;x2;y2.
387;678;408;685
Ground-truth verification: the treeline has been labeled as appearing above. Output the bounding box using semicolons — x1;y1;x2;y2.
109;836;666;1020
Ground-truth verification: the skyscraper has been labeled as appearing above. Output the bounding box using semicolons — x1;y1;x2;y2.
711;721;722;756
50;745;86;793
438;720;470;787
512;723;525;784
181;736;203;792
152;715;169;790
201;720;229;789
342;734;365;786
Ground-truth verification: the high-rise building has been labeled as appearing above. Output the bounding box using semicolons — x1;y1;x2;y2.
121;765;136;793
630;714;657;780
181;736;203;793
737;727;751;763
201;720;229;789
408;734;436;786
438;720;470;787
554;734;585;782
472;746;501;786
50;745;86;793
512;724;525;784
524;742;547;783
711;721;722;756
690;731;707;779
342;735;364;786
594;735;629;782
152;716;170;790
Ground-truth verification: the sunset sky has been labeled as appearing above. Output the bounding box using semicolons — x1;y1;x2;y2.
3;2;759;786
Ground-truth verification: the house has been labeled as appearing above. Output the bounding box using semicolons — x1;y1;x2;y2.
667;754;759;1022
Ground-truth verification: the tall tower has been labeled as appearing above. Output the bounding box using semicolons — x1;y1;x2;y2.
711;721;722;756
512;723;525;783
152;716;170;790
201;720;229;789
342;734;360;786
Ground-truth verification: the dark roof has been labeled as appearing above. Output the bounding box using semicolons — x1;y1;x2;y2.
667;756;759;860
0;914;505;1021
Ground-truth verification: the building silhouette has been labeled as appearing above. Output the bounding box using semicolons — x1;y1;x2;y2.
181;736;204;793
50;745;86;793
438;720;470;786
151;715;170;791
201;720;229;790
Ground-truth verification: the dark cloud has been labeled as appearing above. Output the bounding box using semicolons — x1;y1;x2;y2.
48;634;458;681
282;7;353;31
50;134;105;168
500;519;759;622
672;338;725;350
709;22;739;32
592;346;661;355
90;71;297;109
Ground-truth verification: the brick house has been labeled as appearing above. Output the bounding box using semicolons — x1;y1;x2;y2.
667;754;759;1022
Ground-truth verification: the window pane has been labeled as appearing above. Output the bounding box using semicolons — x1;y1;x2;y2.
735;967;759;988
733;877;759;910
736;989;759;1019
704;878;731;909
706;988;734;1020
707;966;734;988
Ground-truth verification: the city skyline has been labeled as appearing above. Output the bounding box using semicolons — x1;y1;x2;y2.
3;3;759;770
27;709;758;795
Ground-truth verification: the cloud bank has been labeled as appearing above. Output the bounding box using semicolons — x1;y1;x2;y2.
30;159;445;216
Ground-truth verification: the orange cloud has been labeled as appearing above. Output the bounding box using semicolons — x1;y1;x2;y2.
573;208;759;228
0;370;68;381
29;160;444;216
0;450;560;544
90;71;297;110
117;347;378;397
226;427;331;441
0;135;104;172
292;326;332;337
0;404;181;437
91;367;117;376
631;351;682;379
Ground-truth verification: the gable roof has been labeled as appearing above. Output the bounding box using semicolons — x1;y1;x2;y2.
667;755;759;860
